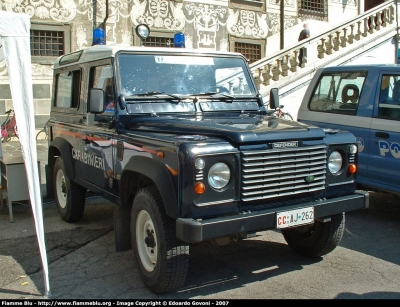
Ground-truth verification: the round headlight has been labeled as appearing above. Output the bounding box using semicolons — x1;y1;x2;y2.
328;151;343;174
208;162;231;189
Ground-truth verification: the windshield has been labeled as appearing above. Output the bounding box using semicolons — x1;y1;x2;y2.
117;53;257;98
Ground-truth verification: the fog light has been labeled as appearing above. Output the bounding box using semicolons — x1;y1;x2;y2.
195;158;205;170
349;144;357;154
136;24;150;40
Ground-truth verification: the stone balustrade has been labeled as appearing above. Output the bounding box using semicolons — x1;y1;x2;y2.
250;1;397;94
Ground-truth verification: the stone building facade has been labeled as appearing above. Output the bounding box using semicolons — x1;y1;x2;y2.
0;0;379;130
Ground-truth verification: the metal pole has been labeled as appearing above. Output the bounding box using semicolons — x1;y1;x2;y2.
395;0;400;63
99;0;109;44
93;0;96;30
280;0;284;50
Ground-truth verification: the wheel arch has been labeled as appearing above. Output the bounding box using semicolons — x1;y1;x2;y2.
121;156;179;219
48;137;75;180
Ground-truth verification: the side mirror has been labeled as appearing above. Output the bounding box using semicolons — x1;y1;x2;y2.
89;88;105;113
269;88;279;110
118;94;126;110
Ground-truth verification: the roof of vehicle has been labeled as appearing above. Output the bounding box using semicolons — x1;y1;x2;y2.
54;44;247;69
318;64;400;72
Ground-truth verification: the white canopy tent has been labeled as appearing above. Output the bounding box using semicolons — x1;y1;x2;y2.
0;10;50;298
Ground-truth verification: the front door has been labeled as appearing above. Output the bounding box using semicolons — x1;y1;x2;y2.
368;72;400;192
80;63;118;195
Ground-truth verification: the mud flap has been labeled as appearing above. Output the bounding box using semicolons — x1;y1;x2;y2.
45;164;54;199
114;206;132;252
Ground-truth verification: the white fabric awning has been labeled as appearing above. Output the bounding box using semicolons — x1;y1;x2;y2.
0;10;50;298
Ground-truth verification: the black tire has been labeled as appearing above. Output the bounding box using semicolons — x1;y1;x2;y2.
282;113;293;120
53;156;86;222
281;212;345;258
131;186;189;294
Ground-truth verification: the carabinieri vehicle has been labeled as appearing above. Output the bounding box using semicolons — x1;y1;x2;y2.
45;25;369;294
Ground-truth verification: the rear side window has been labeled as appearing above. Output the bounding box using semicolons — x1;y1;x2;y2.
309;72;366;116
55;70;81;108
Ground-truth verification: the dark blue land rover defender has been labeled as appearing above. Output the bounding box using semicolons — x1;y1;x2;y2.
46;25;369;294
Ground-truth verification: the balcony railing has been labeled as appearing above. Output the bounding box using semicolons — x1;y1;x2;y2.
250;1;398;94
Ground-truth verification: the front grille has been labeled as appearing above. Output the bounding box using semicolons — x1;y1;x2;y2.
241;145;327;202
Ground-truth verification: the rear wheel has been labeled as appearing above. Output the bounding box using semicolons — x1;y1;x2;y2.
131;186;189;294
281;212;345;257
53;157;86;222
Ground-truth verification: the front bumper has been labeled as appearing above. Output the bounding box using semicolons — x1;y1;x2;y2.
176;190;369;243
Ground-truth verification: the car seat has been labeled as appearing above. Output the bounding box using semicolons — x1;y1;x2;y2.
341;84;359;103
392;80;400;103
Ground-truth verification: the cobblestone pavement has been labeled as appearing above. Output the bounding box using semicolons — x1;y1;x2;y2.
0;140;399;300
0;140;116;299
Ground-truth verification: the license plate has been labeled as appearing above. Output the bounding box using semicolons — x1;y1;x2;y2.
276;207;314;229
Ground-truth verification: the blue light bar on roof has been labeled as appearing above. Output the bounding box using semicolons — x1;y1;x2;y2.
174;32;185;48
93;28;105;45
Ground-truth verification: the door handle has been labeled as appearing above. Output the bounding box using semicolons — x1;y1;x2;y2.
375;132;389;138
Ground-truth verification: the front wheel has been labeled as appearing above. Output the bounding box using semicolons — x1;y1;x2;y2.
131;186;189;294
281;212;345;258
53;157;86;222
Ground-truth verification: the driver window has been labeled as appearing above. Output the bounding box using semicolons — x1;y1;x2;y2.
378;75;400;119
104;78;115;111
90;65;115;112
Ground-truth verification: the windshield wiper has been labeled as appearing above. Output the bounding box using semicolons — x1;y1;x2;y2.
124;91;194;104
192;92;235;100
136;91;182;99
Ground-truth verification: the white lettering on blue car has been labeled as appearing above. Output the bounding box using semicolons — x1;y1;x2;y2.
378;141;400;158
72;148;105;170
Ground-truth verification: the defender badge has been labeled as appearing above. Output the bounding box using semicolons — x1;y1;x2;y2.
272;141;298;148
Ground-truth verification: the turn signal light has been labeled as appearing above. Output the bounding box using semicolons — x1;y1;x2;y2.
348;163;357;174
194;182;206;194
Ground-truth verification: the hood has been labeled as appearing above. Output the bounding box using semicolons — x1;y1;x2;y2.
124;114;326;144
